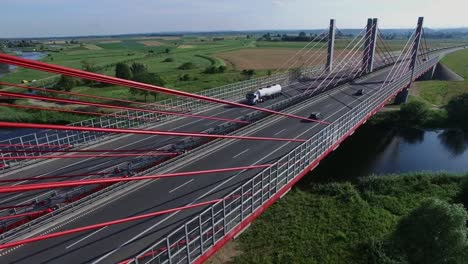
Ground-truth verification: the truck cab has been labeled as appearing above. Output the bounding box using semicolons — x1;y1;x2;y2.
246;92;259;105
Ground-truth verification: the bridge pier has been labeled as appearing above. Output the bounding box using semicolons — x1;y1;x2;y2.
326;19;336;72
394;88;409;104
363;18;378;73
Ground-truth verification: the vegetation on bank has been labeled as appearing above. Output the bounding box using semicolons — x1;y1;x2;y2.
234;173;468;264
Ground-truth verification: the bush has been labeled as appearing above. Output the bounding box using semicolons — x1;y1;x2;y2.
457;178;468;209
163;58;174;63
392;198;468;264
179;74;191;81
399;100;430;127
54;75;77;92
178;62;196;70
446;93;468;129
115;63;131;80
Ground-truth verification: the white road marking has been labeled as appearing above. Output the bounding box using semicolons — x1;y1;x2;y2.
274;129;287;136
169;179;194;194
87;160;114;171
233;149;250;159
65;227;107;249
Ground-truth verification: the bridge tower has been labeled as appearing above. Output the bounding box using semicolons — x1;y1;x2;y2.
326;19;336;72
395;17;424;104
362;18;378;73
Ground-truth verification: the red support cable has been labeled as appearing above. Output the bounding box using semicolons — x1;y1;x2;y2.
0;199;221;249
0;153;179;161
0;164;274;193
0;209;52;222
0;54;329;124
0;103;158;122
0;172;109;183
0;122;307;143
0;91;249;125
0;81;185;112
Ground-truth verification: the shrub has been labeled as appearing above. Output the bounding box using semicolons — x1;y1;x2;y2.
399;100;430;127
392;198;468;264
178;62;195;70
163;57;174;63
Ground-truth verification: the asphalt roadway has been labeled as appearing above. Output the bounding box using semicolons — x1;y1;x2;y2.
0;50;450;263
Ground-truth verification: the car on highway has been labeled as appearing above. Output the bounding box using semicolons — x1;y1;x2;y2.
309;112;323;120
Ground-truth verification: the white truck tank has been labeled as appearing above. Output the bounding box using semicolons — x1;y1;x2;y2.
246;84;282;105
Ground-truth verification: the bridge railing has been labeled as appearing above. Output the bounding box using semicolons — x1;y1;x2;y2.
127;55;442;264
0;65;324;171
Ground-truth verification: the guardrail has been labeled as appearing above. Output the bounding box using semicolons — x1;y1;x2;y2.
126;50;460;264
0;65;328;171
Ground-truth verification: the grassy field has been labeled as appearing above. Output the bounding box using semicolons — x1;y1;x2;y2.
230;173;466;264
413;48;468;106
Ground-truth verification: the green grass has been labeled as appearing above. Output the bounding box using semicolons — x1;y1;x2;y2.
414;48;468;106
234;173;466;264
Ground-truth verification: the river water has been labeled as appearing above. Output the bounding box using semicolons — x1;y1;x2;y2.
0;50;46;78
305;125;468;182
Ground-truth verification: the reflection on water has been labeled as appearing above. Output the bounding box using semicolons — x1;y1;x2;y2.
306;125;468;183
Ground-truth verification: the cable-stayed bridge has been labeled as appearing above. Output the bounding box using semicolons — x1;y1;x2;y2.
0;17;465;264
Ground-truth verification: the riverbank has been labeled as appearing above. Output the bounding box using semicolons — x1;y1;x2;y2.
219;173;467;264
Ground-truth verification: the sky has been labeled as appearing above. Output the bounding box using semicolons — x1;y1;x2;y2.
1;0;468;38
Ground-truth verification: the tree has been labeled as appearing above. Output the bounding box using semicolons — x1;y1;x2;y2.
165;48;170;54
178;62;196;70
54;75;77;92
392;199;468;264
130;62;147;77
241;69;255;80
132;72;165;101
457;178;468;209
446;94;468;129
115;63;132;80
399;100;430;127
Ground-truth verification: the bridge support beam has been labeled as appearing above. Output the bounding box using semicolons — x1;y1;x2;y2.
326;19;336;72
363;18;378;73
395;17;424;105
409;17;424;81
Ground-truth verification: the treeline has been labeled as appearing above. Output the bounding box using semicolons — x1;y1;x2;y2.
259;31;351;42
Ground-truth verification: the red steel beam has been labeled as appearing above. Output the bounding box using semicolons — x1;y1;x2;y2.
0;153;178;160
0;103;158;121
0;164;274;193
0;199;221;249
0;122;307;143
0;209;52;222
0;53;329;124
0;91;249;125
0;81;184;112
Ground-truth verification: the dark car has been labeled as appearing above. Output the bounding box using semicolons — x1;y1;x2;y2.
354;89;364;96
309;112;323;120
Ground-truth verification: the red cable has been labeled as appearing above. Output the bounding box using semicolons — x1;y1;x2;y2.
0;81;185;112
0;103;158;121
0;53;329;124
0;164;274;193
0;91;249;125
0;199;221;249
0;121;307;143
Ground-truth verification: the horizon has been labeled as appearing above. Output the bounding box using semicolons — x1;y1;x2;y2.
2;0;468;38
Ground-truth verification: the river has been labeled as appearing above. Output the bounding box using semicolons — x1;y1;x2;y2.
305;125;468;183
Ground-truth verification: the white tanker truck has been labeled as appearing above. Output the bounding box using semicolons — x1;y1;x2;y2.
245;84;282;105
